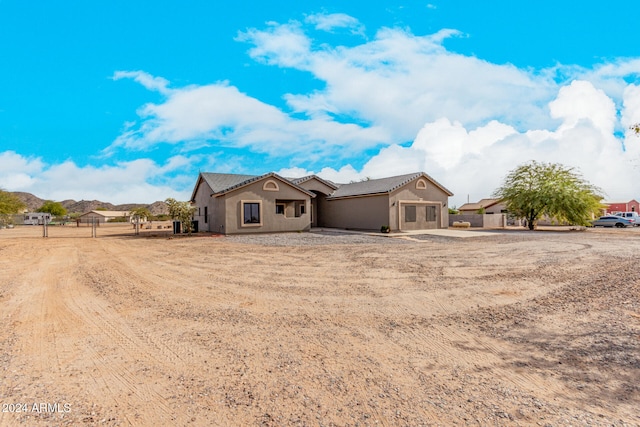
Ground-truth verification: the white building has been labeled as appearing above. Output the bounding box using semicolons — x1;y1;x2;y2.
23;212;52;225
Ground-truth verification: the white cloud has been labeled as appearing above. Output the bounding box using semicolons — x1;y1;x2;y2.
245;24;556;141
306;80;640;206
107;75;392;157
304;13;365;36
0;152;191;204
0;151;45;189
236;21;311;68
112;70;172;95
111;23;557;160
549;80;616;134
100;18;640;207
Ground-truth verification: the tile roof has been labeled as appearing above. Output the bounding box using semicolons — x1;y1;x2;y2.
199;173;258;194
193;171;452;201
458;198;501;211
194;172;316;199
288;175;339;190
81;210;131;217
327;172;452;199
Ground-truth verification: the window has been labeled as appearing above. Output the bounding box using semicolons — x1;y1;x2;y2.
416;178;427;189
405;205;416;222
243;203;260;224
426;205;437;222
276;204;285;215
300;204;306;215
204;206;208;224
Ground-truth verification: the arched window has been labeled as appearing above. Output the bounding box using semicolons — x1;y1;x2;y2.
415;178;427;190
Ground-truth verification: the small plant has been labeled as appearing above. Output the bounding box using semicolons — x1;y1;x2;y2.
380;225;390;233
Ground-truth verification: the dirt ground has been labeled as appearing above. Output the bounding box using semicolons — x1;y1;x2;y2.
0;223;639;426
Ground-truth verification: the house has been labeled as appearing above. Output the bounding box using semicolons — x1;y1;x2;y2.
22;212;52;225
457;198;506;215
191;172;316;235
190;171;453;234
77;210;132;224
604;200;639;214
452;198;509;228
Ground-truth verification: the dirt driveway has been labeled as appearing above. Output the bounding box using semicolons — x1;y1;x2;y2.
0;225;638;426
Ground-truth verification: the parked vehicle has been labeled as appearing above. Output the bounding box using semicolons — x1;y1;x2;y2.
590;215;634;228
613;212;640;226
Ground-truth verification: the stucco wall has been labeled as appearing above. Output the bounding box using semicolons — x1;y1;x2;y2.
222;179;311;234
390;181;449;230
484;203;506;215
296;178;335;195
295;178;336;227
449;214;506;228
192;179;214;232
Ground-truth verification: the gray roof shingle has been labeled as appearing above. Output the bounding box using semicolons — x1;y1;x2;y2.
192;171;452;201
288;175;339;190
194;172;316;199
327;172;452;199
199;173;258;194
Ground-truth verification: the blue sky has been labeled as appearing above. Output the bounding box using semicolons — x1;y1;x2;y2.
1;1;639;206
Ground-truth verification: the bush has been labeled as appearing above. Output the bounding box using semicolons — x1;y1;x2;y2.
107;217;128;223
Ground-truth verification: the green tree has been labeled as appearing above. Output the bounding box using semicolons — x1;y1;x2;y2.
37;200;67;217
0;189;26;226
130;207;151;222
165;198;197;234
492;161;603;230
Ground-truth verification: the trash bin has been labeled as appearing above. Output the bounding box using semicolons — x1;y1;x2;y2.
173;221;181;234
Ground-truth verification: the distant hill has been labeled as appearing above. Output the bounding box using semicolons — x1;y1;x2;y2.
12;192;169;216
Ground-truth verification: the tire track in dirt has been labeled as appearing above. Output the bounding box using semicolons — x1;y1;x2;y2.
0;238;194;426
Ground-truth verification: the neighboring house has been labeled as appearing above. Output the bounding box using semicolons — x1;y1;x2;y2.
604;200;639;214
457;198;506;214
78;210;132;224
190;171;453;234
452;198;509;228
22;212;52;225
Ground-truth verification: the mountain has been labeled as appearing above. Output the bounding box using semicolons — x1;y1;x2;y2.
12;192;169;216
11;192;46;212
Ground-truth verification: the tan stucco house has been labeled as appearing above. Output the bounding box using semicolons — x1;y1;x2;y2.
457;198;505;214
190;171;453;234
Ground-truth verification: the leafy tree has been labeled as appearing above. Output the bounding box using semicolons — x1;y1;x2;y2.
448;206;459;215
165;198;197;234
493;161;603;230
0;189;26;226
37;200;67;217
130;207;151;222
631;123;640;134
